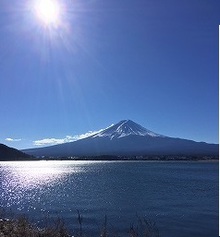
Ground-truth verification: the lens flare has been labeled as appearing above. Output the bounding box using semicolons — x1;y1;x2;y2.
34;0;60;25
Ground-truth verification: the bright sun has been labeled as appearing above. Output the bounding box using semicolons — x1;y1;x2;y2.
34;0;60;25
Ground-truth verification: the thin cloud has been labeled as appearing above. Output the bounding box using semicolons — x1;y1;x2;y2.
5;137;22;142
74;130;100;140
33;130;102;147
34;138;69;146
73;128;108;140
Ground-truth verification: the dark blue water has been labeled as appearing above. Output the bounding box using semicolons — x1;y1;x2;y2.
0;161;218;237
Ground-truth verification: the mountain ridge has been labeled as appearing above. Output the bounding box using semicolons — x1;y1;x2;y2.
24;120;219;157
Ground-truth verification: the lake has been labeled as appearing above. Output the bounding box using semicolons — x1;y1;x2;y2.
0;160;218;237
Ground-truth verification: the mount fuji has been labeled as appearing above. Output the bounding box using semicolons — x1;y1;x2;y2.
24;120;218;157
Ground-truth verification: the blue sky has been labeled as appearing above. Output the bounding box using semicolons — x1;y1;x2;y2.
0;0;219;149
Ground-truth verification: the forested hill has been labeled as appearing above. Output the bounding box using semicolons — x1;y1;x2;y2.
0;144;32;161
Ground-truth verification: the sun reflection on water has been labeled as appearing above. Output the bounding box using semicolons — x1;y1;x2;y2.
0;161;87;208
1;161;86;187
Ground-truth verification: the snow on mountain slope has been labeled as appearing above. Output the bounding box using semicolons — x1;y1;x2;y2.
91;120;164;140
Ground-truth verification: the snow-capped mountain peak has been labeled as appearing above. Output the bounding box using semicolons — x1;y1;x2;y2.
24;119;218;157
92;120;163;140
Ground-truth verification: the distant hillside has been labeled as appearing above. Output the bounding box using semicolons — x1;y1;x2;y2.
0;144;32;161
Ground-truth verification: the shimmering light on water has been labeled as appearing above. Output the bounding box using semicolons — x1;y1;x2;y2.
0;161;89;209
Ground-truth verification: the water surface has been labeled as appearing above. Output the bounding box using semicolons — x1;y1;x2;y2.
0;160;218;237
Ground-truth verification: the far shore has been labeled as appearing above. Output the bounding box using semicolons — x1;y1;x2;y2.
0;155;218;162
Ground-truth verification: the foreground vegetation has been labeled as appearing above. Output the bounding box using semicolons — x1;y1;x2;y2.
0;210;160;237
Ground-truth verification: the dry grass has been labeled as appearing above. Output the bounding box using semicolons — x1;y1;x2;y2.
0;216;70;237
0;210;159;237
